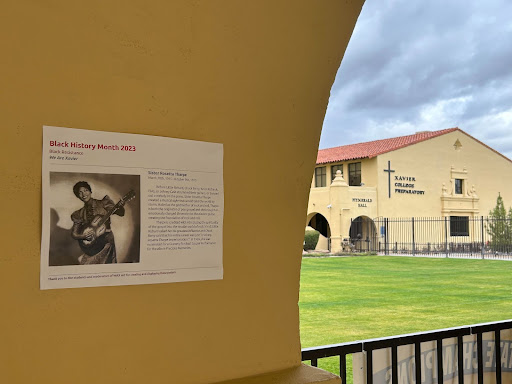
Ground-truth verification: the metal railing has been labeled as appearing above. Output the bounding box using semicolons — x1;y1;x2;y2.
348;216;512;259
302;319;512;384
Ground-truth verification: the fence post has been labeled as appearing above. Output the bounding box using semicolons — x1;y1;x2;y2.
367;218;370;252
350;218;353;248
444;216;448;258
412;217;416;256
385;218;389;255
481;216;484;259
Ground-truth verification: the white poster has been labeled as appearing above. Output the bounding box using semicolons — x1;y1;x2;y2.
40;126;223;290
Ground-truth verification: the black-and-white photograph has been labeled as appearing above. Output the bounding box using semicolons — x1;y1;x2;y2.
48;172;141;266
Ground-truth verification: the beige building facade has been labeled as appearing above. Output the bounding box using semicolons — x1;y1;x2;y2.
307;128;512;253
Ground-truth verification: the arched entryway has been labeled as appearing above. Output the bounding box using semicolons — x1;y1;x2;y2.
307;213;331;251
349;216;377;252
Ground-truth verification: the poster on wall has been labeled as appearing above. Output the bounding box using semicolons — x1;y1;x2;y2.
40;126;223;290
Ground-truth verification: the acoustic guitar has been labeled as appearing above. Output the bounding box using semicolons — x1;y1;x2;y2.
78;190;136;254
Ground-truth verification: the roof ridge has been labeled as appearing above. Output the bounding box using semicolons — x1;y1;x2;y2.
316;128;460;164
318;128;458;153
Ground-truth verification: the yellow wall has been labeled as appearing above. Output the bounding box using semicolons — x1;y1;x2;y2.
376;130;512;218
308;158;379;251
0;1;364;383
361;158;379;187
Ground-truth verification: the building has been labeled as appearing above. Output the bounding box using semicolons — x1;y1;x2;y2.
307;128;512;253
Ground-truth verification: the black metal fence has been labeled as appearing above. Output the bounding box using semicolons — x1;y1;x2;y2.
302;319;512;384
349;216;512;259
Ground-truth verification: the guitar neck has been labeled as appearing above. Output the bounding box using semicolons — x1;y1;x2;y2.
93;190;134;227
96;203;121;227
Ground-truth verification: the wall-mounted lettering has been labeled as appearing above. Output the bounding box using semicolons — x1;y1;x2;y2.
352;197;373;207
393;175;425;195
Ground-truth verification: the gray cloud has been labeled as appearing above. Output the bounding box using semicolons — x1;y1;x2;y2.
321;0;512;159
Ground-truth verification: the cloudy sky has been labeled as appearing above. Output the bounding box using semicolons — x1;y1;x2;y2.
320;0;512;159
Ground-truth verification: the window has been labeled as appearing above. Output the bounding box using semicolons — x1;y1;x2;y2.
315;166;326;187
455;179;463;194
348;162;361;186
331;164;343;182
450;216;469;236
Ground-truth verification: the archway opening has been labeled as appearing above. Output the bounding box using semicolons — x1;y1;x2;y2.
349;216;377;252
307;213;331;251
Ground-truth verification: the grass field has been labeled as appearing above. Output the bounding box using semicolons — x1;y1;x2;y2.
299;256;512;379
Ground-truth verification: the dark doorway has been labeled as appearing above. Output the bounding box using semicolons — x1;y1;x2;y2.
349;216;377;252
308;214;330;238
308;213;331;251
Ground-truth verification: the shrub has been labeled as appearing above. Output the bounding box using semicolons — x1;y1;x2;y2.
487;194;512;252
304;229;320;251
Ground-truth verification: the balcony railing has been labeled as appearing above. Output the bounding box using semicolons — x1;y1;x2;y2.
302;319;512;384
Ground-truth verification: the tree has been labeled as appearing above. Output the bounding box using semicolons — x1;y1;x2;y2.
487;193;512;252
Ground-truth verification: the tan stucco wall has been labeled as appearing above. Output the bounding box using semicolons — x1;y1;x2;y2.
315;233;329;251
376;130;512;217
308;158;379;251
0;1;363;383
216;364;340;384
360;158;379;187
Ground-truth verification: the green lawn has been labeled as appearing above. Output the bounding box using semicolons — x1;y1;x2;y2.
299;256;512;379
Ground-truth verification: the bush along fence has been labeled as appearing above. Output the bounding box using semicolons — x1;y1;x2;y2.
349;216;512;259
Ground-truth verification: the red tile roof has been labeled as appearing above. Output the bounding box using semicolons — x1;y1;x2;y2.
317;128;459;164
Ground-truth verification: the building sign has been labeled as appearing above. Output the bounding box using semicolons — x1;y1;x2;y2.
383;161;425;197
40;126;224;290
352;198;373;208
394;175;425;195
